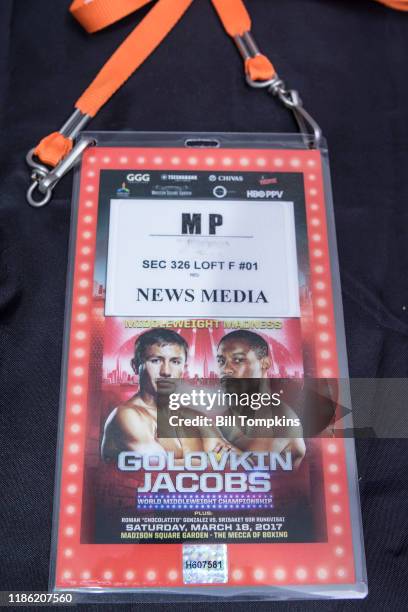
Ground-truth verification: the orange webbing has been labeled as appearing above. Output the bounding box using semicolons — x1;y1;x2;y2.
211;0;275;80
34;132;73;167
375;0;408;8
34;0;407;168
245;55;275;81
211;0;251;36
69;0;154;33
75;0;193;117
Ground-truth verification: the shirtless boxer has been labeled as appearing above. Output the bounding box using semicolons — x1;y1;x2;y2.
101;328;233;462
216;330;306;469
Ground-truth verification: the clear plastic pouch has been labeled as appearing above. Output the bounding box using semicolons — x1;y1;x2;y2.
49;131;367;602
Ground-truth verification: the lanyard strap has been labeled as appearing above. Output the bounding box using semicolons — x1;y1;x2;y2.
32;0;274;170
74;0;195;117
27;0;408;207
377;0;408;7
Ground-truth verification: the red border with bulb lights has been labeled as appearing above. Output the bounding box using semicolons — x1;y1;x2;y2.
54;147;355;590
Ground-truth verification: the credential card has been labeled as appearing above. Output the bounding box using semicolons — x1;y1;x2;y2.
50;143;365;599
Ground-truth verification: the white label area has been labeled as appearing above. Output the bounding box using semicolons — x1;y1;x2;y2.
105;199;300;318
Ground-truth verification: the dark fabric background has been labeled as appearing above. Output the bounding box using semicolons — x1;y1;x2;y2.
0;0;408;610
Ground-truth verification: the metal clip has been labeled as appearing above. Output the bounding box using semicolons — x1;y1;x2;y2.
236;32;323;148
247;76;323;149
26;109;92;207
234;31;262;62
268;79;323;149
246;75;323;148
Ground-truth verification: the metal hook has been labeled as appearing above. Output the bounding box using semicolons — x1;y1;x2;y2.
269;82;323;149
27;181;53;208
26;148;50;176
26;109;92;207
246;71;323;148
26;136;95;208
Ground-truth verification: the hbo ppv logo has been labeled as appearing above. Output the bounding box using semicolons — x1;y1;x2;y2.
126;173;150;183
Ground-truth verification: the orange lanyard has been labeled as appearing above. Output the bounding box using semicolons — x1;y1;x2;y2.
32;0;274;169
27;0;408;207
377;0;408;7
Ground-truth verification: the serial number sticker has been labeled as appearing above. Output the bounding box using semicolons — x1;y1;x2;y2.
182;544;228;584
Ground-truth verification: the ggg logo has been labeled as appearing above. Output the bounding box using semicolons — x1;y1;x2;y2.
126;173;151;183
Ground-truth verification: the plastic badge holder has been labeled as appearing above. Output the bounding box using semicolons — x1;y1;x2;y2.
49;131;367;602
